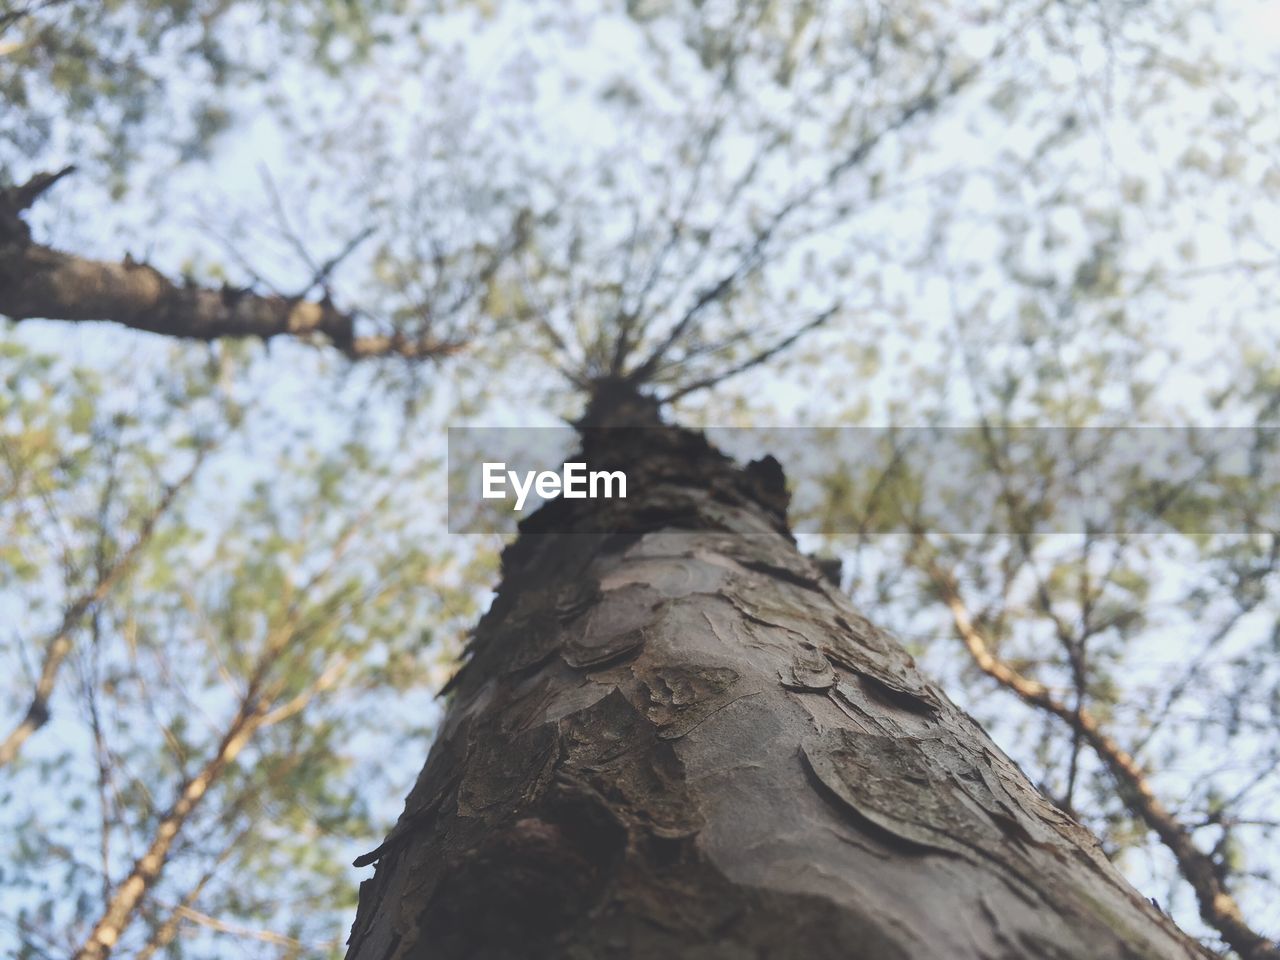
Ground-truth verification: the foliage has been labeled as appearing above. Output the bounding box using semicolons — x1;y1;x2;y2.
2;0;1279;955
0;333;491;957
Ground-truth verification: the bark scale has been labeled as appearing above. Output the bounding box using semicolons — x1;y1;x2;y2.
347;385;1212;960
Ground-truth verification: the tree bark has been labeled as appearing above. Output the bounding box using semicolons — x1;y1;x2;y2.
346;383;1214;960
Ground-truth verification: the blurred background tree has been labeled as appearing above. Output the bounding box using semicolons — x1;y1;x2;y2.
1;0;1278;956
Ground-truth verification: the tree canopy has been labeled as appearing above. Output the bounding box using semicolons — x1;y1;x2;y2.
2;0;1279;956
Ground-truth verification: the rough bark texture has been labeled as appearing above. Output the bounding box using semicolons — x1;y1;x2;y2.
347;384;1211;960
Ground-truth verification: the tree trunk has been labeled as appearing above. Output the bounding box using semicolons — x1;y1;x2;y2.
346;383;1211;960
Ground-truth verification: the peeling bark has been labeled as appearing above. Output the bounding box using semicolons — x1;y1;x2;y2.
347;385;1213;960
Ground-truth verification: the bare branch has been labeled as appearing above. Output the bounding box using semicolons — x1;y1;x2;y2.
629;55;969;386
664;303;839;403
0;447;209;769
0;0;74;31
173;906;322;951
72;693;274;960
0;166;76;215
134;869;215;960
0;172;463;361
70;541;396;959
918;542;1280;960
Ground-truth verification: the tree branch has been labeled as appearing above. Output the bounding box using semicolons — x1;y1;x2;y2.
663;302;839;403
0;446;208;769
171;906;322;951
70;551;391;959
0;171;464;361
918;543;1280;960
72;692;274;960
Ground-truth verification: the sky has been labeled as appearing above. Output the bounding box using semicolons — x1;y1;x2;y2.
5;0;1280;954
